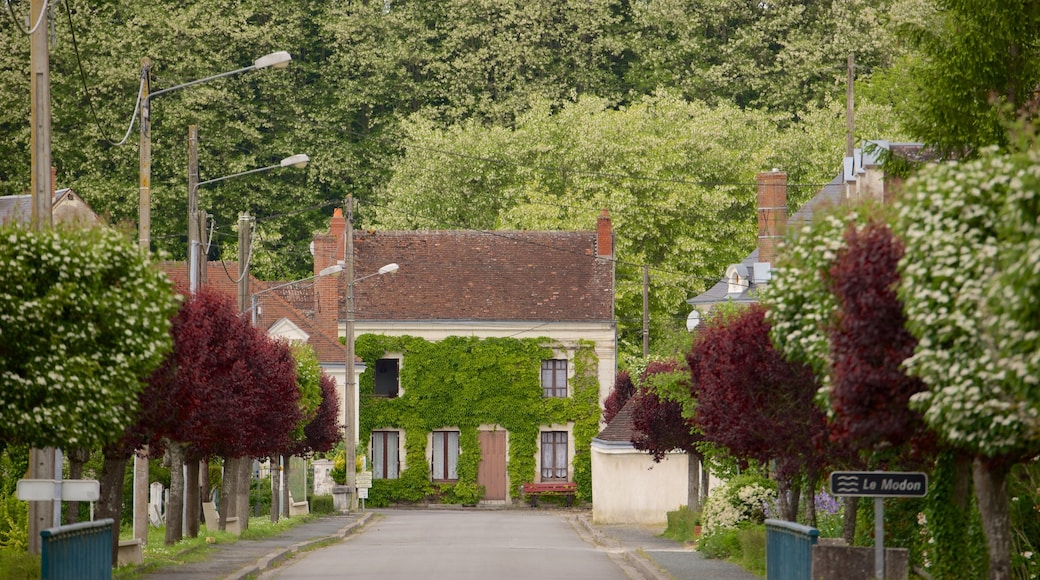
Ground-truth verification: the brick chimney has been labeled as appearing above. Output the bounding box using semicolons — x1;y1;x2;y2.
756;170;787;267
314;209;345;338
597;209;613;258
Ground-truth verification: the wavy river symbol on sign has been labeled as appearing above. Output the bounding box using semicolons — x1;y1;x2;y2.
833;475;861;494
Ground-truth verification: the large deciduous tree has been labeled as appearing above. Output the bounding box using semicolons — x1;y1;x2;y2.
895;147;1040;580
885;0;1040;156
0;224;175;449
688;304;826;521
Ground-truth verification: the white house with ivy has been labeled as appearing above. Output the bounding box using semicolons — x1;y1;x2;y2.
254;208;617;506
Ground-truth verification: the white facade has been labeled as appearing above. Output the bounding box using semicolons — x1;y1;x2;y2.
590;439;690;525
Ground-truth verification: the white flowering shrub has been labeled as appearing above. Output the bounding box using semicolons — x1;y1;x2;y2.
894;147;1040;457
760;202;886;403
700;474;777;535
0;224;177;449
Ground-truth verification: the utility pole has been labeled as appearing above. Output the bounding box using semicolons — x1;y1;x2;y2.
642;265;650;358
30;0;51;229
28;0;55;555
344;195;359;512
138;58;152;251
846;53;855;159
238;212;251;312
133;59;153;543
188;126;200;294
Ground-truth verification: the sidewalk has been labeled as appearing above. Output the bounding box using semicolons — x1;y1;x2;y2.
135;512;371;580
575;515;762;580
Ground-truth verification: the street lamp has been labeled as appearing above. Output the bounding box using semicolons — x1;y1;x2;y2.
138;51;292;251
249;265;341;327
186;123;308;295
343;261;398;512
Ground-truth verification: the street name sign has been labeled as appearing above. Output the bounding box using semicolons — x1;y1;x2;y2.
830;471;928;498
17;479;100;502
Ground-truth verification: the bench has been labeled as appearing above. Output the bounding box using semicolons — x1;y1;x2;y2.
521;482;577;507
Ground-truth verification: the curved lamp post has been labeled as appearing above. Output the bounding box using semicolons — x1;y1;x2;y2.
187;148;309;294
343;261;398;511
138;51;292;250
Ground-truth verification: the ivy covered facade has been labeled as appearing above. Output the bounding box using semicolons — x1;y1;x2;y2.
254;208;617;506
356;335;602;505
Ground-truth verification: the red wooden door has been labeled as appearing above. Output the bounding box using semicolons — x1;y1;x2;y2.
478;430;507;501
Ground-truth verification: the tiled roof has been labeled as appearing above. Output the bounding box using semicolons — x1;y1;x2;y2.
594;395;642;444
0;195;31;224
351;230;614;321
157;261;345;365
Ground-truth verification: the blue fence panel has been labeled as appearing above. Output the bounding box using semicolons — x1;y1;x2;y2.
765;518;819;580
40;518;113;580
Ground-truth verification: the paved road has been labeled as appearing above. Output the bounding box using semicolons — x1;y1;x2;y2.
263;509;632;580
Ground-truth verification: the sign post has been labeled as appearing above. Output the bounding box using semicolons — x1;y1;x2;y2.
830;471;927;580
355;471;373;511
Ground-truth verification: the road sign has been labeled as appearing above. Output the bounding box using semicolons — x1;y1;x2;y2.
356;471;373;489
830;471;928;498
17;479;100;502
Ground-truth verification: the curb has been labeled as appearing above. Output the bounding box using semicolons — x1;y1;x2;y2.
573;515;671;580
226;512;374;580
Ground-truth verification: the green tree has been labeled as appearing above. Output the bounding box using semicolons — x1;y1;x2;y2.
372;93;863;361
894;147;1040;580
0;224;176;449
883;0;1040;155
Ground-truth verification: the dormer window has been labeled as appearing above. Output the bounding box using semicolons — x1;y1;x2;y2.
725;264;749;295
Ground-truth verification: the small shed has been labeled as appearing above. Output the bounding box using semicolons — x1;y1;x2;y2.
590;397;690;525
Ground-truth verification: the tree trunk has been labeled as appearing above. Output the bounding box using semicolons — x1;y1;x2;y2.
974;457;1012;580
843;496;858;545
200;458;210;508
97;449;127;564
185;458;200;537
778;480;801;521
64;448;90;525
236;457;252;530
686;452;701;513
220;456;236;531
164;443;184;545
281;454;291;518
270;456;280;523
701;462;710;505
805;471;819;528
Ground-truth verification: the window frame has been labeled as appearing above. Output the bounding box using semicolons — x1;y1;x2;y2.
374;357;400;398
540;431;569;481
431;430;460;482
540;359;568;398
371;430;400;480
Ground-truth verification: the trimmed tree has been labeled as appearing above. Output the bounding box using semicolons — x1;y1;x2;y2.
0;224;175;449
688;304;827;521
895;147;1040;580
134;287;302;542
604;370;636;425
827;219;935;460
